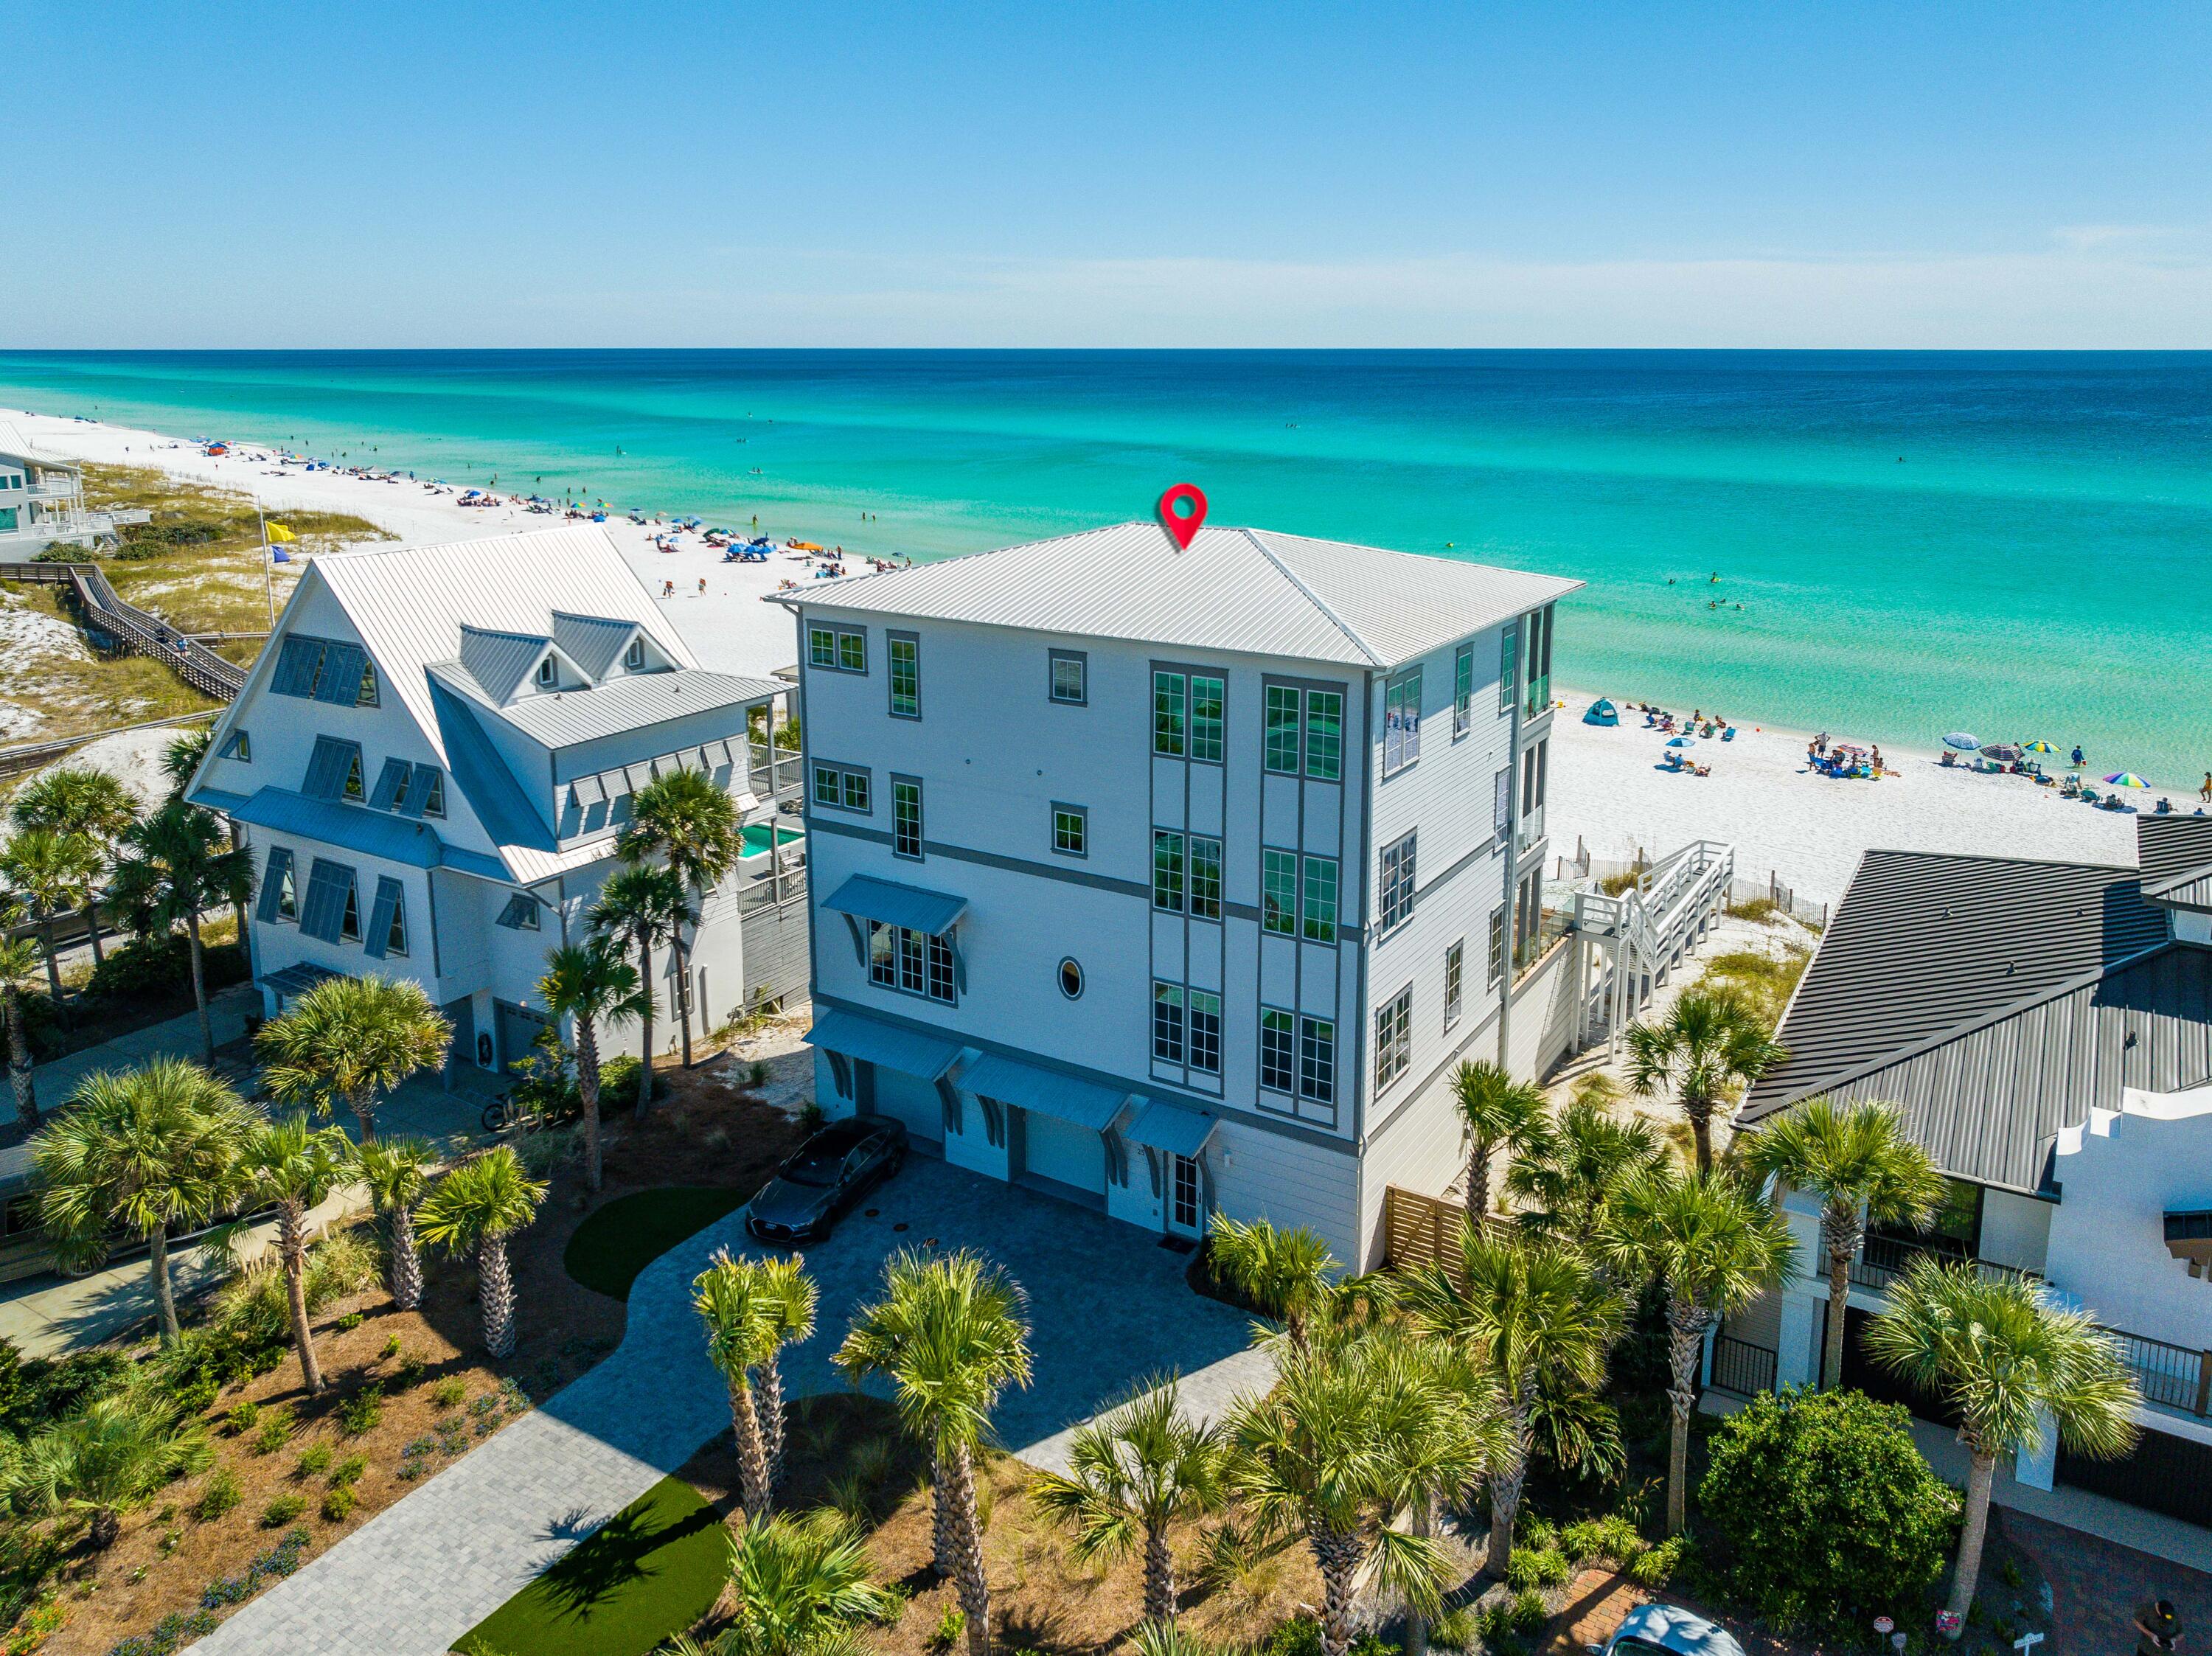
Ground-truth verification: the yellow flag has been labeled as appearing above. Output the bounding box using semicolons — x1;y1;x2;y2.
267;522;296;543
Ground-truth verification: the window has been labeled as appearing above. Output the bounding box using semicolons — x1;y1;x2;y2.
1375;987;1412;1091
1188;989;1221;1074
1444;939;1465;1029
1265;685;1301;773
1051;804;1088;857
220;728;251;762
625;636;645;669
1383;671;1422;776
358;661;380;706
497;893;541;931
838;629;866;673
869;922;896;987
275;855;296;920
1499;623;1518;713
807;624;867;673
1152;830;1186;912
1189;836;1222;920
1301;855;1340;942
1380;834;1416;931
899;927;925;993
927;933;955;1003
1172;1154;1201;1230
386;897;407;956
420;770;445;818
1494;768;1512;835
1152;981;1185;1064
1189;675;1225;763
891;778;922;859
808;625;836;668
366;877;408;961
342;751;364;801
338;883;362;943
1260;1008;1295;1092
369;758;412;813
1453;642;1474;739
303;736;362;801
1058;958;1084;1000
1488;903;1506;986
1152;671;1186;757
535;655;556;687
1305;689;1343;782
813;763;872;814
872;924;954;1003
888;632;919;718
1262;849;1298;936
1298;1016;1336;1104
1050;650;1087;704
299;859;357;942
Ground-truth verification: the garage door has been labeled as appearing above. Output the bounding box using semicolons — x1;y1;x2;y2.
1020;1110;1105;1195
869;1065;944;1147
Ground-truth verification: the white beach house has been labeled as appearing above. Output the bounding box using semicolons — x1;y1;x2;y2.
0;423;144;551
774;519;1582;1269
1727;814;2212;1530
187;527;807;1077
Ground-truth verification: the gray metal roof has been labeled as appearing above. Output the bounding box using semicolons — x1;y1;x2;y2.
445;667;782;748
1742;846;2195;1193
2137;815;2212;910
770;521;1582;669
550;612;641;681
453;627;552;705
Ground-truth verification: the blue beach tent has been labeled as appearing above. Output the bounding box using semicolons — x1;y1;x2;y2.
1584;697;1618;726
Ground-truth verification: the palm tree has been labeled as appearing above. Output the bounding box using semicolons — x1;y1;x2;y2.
1032;1374;1224;1624
1390;1336;1511;1656
1741;1097;1947;1391
106;799;253;1064
159;727;251;939
1504;1086;1663;1245
835;1248;1032;1656
588;863;694;1117
356;1136;437;1312
1624;986;1787;1172
1601;1166;1795;1534
416;1147;546;1357
255;973;451;1143
1450;1059;1553;1222
692;1248;787;1518
751;1254;818;1491
1868;1260;2138;1631
32;1057;258;1345
3;1393;211;1549
1222;1332;1478;1656
619;768;740;1067
1204;1215;1340;1351
10;766;139;970
1398;1231;1621;1576
0;827;103;1006
538;939;648;1191
0;920;41;1127
234;1115;357;1394
666;1509;891;1656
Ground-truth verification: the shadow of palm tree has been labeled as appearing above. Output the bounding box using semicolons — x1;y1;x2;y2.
531;1500;721;1624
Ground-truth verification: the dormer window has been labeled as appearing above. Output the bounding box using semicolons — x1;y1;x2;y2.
357;662;380;707
625;636;645;670
536;656;557;688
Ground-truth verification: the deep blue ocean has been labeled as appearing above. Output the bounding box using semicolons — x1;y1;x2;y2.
1;349;2206;782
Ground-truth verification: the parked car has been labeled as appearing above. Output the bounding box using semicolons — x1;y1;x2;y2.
1597;1604;1745;1656
745;1115;908;1244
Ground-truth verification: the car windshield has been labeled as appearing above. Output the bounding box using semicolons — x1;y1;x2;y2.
780;1150;844;1188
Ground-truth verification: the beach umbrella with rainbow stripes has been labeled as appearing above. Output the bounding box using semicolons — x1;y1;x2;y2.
2103;772;2151;789
2022;740;2056;754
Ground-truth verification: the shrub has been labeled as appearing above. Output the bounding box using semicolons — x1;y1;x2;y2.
105;1607;220;1655
293;1445;332;1480
1698;1387;1956;1632
0;1340;131;1438
1560;1514;1644;1566
1475;1604;1517;1650
1509;1592;1548;1635
199;1528;309;1607
334;1312;364;1332
1627;1534;1691;1590
251;1408;295;1455
319;1486;357;1523
83;935;248;1003
327;1454;366;1489
431;1377;467;1410
1515;1513;1557;1551
1506;1547;1569;1591
1262;1621;1322;1656
191;1467;240;1522
1432;1607;1477;1652
213;1233;378;1349
380;1336;402;1360
337;1384;383;1437
930;1607;966;1652
259;1494;304;1527
220;1403;260;1438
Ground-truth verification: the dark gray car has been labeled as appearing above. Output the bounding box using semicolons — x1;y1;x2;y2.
745;1114;909;1244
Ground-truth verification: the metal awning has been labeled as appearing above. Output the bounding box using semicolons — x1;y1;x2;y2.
959;1052;1127;1132
1123;1098;1221;1159
825;874;968;937
259;961;351;999
804;1008;961;1082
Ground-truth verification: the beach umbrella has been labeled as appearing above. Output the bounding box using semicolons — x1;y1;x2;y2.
2023;740;2055;754
2104;772;2151;789
1943;731;1980;750
1980;744;2022;762
1666;735;1695;748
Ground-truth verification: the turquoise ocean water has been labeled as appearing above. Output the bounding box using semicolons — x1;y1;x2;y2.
1;349;2206;784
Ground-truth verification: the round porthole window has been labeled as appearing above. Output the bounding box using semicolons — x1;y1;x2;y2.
1058;958;1084;1000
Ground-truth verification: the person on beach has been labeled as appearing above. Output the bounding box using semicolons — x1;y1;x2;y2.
2072;745;2087;768
2199;773;2211;804
1871;745;1885;772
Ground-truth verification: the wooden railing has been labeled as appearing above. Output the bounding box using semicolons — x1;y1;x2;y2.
0;560;248;700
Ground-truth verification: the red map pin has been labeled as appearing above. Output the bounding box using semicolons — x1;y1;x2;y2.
1158;483;1207;549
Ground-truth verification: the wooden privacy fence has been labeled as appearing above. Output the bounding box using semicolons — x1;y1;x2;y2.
1381;1186;1495;1281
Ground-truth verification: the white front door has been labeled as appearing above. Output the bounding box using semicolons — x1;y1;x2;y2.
1020;1110;1105;1195
1168;1153;1205;1236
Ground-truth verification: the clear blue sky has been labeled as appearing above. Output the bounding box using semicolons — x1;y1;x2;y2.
9;1;2209;347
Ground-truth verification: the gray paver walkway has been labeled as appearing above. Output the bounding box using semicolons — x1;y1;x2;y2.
187;1155;1268;1656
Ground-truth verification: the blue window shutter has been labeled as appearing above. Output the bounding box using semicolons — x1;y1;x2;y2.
256;847;294;924
369;758;411;811
299;858;357;942
399;765;442;818
271;636;324;697
302;737;361;801
362;877;404;959
312;642;367;705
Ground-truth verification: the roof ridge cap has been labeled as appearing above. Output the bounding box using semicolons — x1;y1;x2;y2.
1238;528;1383;667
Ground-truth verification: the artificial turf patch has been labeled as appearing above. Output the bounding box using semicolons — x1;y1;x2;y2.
453;1475;727;1656
561;1186;751;1301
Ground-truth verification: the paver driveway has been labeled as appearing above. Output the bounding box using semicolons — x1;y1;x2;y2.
187;1156;1270;1656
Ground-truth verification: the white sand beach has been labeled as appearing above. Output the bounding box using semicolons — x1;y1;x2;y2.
7;409;2176;905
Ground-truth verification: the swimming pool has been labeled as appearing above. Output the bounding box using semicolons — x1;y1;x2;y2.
740;823;804;859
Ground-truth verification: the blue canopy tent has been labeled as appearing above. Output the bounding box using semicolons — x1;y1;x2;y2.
1583;697;1618;726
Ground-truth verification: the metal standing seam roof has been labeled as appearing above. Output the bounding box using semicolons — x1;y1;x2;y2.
1122;1098;1221;1158
453;627;558;705
768;521;1582;669
2137;815;2212;909
549;612;644;681
957;1052;1129;1132
804;1008;961;1081
824;874;970;936
454;667;785;748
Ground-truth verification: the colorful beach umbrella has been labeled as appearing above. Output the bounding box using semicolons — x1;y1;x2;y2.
1944;731;1980;750
2023;740;2056;754
2104;772;2150;789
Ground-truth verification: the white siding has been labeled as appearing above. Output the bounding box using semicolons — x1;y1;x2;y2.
1211;1117;1361;1270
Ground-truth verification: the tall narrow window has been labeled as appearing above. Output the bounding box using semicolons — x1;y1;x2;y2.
338;883;361;943
1301;855;1340;943
1380;834;1416;931
1265;685;1301;773
1152;981;1186;1065
1189;836;1222;921
1375;987;1412;1091
276;859;297;919
1383;672;1422;777
1261;849;1298;935
1499;623;1519;713
536;655;557;688
385;891;408;957
1298;1017;1336;1104
891;779;922;860
869;922;897;987
1487;904;1507;986
1152;830;1186;913
1444;939;1465;1029
888;633;919;718
1305;689;1343;782
926;933;956;1003
1188;989;1221;1074
1189;675;1225;763
837;629;866;673
1260;1008;1295;1092
342;752;364;801
1152;671;1186;757
625;636;645;669
899;927;926;994
358;662;380;707
422;770;445;818
1453;642;1474;738
1172;1155;1201;1229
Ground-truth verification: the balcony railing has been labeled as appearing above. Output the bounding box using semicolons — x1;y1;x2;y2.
2102;1324;2212;1417
748;742;804;799
1708;1335;1778;1398
1517;802;1547;854
1846;1231;2034;1294
738;867;807;913
1523;672;1551;721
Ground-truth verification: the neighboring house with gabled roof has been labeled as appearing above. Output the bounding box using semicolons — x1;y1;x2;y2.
1719;815;2212;1531
0;422;146;550
188;526;807;1078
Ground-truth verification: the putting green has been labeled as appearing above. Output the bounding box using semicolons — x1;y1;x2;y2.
563;1186;751;1301
453;1475;726;1656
